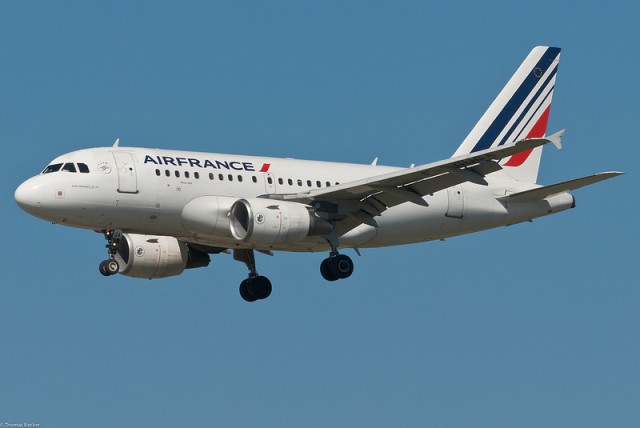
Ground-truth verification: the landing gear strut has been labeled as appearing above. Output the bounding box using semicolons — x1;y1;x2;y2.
99;229;120;276
234;249;272;302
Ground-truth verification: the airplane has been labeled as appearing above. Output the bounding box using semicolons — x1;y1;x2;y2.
14;46;622;302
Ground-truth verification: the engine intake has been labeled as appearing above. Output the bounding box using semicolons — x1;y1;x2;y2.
114;233;210;279
229;198;332;246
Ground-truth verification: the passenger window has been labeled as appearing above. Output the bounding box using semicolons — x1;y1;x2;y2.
238;175;243;182
267;177;273;185
278;178;283;185
78;163;90;173
165;169;170;177
155;169;161;176
194;172;199;179
175;170;180;177
288;178;293;186
219;174;224;180
42;163;63;174
297;179;303;186
228;174;233;182
185;171;190;179
326;181;331;187
316;180;321;188
252;176;257;183
209;173;214;180
306;180;312;187
62;163;77;173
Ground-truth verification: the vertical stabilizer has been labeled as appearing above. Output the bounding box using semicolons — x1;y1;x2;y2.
452;46;561;183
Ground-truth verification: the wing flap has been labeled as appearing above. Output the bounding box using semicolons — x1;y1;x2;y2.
498;172;624;203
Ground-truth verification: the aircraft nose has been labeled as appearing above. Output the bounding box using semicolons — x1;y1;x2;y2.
15;178;43;213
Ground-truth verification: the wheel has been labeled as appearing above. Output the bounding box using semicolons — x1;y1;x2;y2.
239;279;258;302
99;260;110;276
248;275;272;300
329;254;354;279
105;259;120;275
99;259;119;276
320;258;338;281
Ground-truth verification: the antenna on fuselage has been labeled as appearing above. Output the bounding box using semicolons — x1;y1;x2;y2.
113;138;120;147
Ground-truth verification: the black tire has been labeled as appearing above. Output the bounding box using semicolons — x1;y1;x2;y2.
320;258;338;281
248;275;272;300
239;279;258;302
99;261;110;276
329;254;354;279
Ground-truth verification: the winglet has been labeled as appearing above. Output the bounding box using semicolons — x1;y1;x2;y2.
113;138;120;148
546;129;564;150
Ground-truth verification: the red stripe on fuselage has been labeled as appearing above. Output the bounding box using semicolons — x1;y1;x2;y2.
504;105;551;167
260;163;271;172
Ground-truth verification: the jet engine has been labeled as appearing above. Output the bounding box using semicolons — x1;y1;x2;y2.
181;195;237;238
229;198;332;246
113;233;210;279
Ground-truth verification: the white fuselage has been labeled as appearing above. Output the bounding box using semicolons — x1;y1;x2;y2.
15;146;575;253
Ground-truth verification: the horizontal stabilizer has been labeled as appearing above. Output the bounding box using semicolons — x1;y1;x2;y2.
498;172;624;202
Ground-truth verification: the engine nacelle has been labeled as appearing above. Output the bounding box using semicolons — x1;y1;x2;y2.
229;198;332;246
114;233;210;279
181;195;237;238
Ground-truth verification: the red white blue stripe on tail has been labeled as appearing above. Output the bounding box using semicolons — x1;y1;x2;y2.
452;46;561;183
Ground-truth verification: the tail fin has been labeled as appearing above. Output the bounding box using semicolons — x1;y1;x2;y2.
452;46;561;183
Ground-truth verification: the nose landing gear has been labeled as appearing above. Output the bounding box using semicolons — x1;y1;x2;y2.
99;229;120;276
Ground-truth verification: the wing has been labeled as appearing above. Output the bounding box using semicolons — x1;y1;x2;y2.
268;131;564;233
497;171;624;203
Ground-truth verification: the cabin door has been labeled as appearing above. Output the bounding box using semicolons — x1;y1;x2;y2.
112;152;139;194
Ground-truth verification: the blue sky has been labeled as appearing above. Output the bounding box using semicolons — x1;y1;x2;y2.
1;1;637;427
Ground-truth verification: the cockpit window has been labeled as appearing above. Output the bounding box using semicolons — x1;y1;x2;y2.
42;163;63;174
78;163;90;173
62;163;77;173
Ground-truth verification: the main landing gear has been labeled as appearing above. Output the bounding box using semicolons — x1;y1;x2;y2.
319;233;354;282
319;253;354;281
99;229;120;276
233;248;354;302
234;249;272;302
